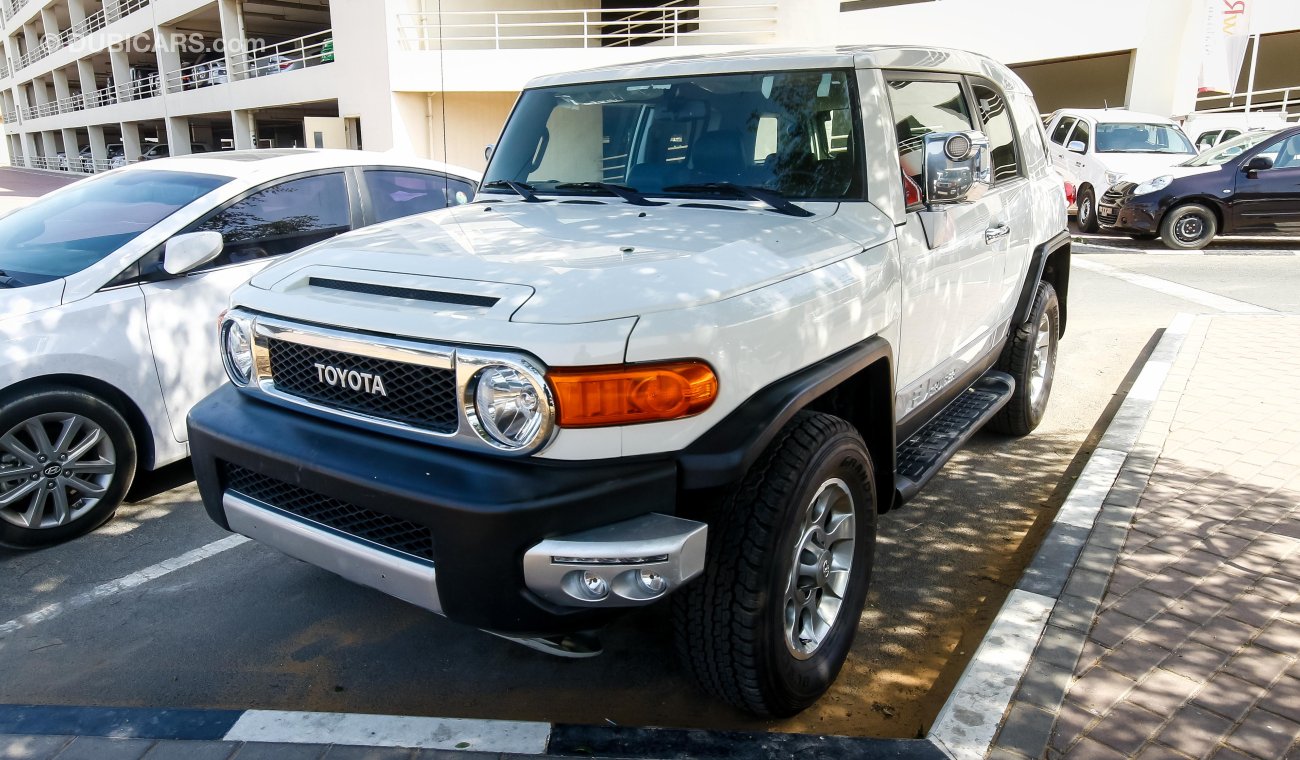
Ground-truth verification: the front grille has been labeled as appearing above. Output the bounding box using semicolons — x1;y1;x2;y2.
1103;182;1135;201
223;463;435;562
268;339;458;434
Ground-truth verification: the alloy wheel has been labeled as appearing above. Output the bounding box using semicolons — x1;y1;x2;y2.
783;477;856;660
0;413;116;530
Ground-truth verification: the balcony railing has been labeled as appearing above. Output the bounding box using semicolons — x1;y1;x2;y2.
5;0;29;23
11;0;151;72
165;58;223;92
1197;85;1300;119
229;29;334;79
395;2;777;51
1;106;17;122
0;59;10;80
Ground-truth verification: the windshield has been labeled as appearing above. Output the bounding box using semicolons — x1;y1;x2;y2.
482;69;864;201
1182;129;1281;166
0;170;227;287
1095;123;1195;154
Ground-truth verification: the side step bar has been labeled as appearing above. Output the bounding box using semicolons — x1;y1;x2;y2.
894;371;1015;504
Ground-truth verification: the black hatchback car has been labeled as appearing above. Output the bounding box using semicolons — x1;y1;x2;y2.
1098;125;1300;249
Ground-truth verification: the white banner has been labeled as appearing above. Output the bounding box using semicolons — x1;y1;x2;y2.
1198;0;1255;94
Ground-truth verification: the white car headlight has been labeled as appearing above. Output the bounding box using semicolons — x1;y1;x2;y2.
221;316;254;386
1105;171;1125;187
470;365;548;450
1133;175;1174;196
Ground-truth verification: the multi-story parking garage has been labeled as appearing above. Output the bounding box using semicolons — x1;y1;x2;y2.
2;0;1298;173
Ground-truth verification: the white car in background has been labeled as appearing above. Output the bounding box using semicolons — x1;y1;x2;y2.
0;149;478;548
1181;113;1290;152
1045;108;1196;232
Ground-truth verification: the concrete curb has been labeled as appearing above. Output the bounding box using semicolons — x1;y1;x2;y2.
929;313;1201;760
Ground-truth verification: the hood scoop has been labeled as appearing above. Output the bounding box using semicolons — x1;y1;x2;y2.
308;277;501;309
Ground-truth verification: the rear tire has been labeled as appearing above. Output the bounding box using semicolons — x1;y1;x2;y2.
0;388;136;549
1160;203;1217;250
1077;187;1100;233
990;281;1059;436
673;411;876;718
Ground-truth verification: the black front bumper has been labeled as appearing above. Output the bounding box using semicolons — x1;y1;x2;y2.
1097;192;1161;235
189;385;680;635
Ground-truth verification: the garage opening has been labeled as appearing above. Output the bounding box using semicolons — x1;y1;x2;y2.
1010;51;1134;115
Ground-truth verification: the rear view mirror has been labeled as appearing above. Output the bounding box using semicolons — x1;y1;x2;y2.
922;131;992;205
163;231;224;275
1067;140;1087;154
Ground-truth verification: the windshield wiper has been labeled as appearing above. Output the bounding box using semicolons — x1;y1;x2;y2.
661;183;814;217
552;182;665;207
0;271;22;288
481;179;547;203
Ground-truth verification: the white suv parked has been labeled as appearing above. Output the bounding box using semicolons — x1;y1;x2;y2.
1045;108;1196;232
191;46;1070;717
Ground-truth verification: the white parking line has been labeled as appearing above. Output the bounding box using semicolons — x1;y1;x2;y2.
223;710;551;754
1073;259;1277;314
0;534;249;639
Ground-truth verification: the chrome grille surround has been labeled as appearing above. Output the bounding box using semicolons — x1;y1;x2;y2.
228;309;557;456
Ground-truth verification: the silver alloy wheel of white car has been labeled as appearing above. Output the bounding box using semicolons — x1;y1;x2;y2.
0;412;116;529
1029;311;1053;406
783;477;856;660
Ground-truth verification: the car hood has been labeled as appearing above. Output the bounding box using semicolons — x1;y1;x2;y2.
247;199;891;325
1095;152;1199;182
0;279;65;323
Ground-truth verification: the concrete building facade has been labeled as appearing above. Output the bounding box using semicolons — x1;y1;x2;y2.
3;0;1298;173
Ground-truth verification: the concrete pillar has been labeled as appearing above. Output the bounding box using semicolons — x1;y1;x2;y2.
76;58;97;99
61;127;80;167
232;108;256;149
20;131;37;166
22;24;39;58
51;68;70;113
67;0;87;29
216;0;247;79
30;76;49;109
154;24;182;92
88;124;106;170
39;131;57;163
108;46;130;103
120;120;141;161
40;7;60;47
165;114;191;154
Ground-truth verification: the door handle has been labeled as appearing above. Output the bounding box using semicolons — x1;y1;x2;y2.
985;224;1011;244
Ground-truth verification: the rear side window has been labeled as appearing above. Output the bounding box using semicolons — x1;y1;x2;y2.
1050;116;1077;145
885;78;973;182
970;80;1021;183
363;170;473;224
196;172;351;269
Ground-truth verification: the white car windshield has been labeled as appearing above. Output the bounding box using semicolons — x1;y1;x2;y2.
1096;123;1195;154
1182;129;1281;166
482;69;864;202
0;170;227;288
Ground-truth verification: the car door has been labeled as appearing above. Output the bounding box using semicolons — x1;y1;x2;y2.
1047;114;1078;181
885;74;1002;407
1232;133;1300;234
139;170;358;442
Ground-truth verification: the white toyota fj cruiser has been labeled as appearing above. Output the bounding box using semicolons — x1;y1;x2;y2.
190;46;1070;717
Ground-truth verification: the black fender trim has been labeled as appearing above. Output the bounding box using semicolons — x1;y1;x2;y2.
1012;229;1072;338
678;336;895;499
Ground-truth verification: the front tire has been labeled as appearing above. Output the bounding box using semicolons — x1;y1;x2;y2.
0;389;136;548
1077;187;1100;233
1160;203;1217;250
673;411;876;717
990;281;1059;436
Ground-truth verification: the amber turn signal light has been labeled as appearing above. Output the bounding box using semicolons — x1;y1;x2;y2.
547;361;718;428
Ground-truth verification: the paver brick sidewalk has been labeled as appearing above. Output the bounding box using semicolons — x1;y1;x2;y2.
1049;316;1300;759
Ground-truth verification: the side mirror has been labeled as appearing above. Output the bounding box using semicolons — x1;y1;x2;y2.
1067;140;1087;154
922;130;992;206
484;144;495;162
162;231;224;275
1243;155;1273;177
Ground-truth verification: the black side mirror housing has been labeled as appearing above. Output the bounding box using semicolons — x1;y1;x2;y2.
1244;156;1273;177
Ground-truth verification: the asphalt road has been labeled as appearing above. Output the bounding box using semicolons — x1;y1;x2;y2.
2;214;1296;738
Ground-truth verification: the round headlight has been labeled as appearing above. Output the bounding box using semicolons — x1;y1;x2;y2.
473;365;545;449
222;319;254;386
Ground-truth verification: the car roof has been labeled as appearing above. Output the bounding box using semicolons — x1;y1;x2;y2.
117;149;482;183
1053;108;1181;126
526;44;1031;95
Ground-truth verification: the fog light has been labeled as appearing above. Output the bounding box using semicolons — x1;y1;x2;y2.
582;571;608;600
637;570;667;594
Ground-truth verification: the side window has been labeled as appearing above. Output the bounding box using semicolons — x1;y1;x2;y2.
196;172;351;269
1069;121;1091;152
885;78;974;182
1221;129;1241;142
1050;116;1077;145
363;170;472;224
1196;131;1219;151
970;80;1021;183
